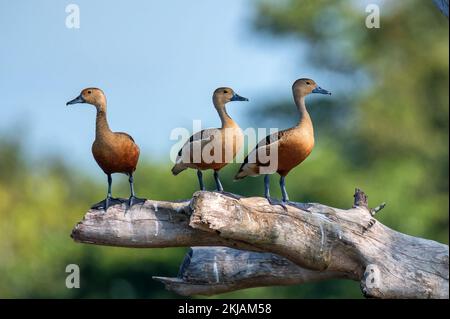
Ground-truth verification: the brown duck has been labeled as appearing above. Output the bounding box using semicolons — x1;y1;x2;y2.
66;88;143;210
171;87;248;191
234;78;331;206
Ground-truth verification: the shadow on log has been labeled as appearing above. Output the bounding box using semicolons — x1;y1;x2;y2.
71;189;449;299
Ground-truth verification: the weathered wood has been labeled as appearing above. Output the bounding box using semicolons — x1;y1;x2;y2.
153;246;349;296
71;190;449;299
71;199;259;252
188;191;448;298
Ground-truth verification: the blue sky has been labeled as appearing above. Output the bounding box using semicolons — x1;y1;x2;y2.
0;0;319;171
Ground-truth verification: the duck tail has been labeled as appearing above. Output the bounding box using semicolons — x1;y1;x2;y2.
171;163;187;176
233;169;247;181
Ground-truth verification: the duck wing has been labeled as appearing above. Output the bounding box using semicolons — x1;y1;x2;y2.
235;130;288;179
255;130;288;150
242;130;288;166
175;127;221;162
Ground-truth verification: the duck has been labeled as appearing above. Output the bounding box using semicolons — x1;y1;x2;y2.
234;78;331;206
172;87;248;192
66;88;144;210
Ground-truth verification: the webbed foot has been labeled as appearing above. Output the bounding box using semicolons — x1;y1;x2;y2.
91;197;123;211
217;191;241;200
282;200;312;212
265;196;279;206
128;196;146;207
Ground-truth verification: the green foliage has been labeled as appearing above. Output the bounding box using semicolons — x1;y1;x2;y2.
0;0;448;298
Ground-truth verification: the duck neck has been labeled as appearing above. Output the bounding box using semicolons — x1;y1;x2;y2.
215;104;235;128
95;104;111;139
294;95;312;128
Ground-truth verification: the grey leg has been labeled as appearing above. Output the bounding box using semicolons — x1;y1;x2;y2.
197;170;205;191
213;170;224;192
128;173;145;207
280;176;289;203
264;175;277;205
91;174;113;211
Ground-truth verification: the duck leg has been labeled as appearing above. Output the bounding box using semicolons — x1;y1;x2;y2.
280;176;289;202
105;174;113;210
279;175;291;210
278;176;309;211
213;170;241;200
91;174;119;210
128;173;146;207
264;175;278;205
197;170;205;191
213;170;224;192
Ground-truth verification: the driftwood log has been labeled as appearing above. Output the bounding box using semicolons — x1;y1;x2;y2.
71;189;449;299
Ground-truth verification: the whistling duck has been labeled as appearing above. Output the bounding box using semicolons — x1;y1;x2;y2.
66;88;143;210
172;87;248;191
234;78;331;206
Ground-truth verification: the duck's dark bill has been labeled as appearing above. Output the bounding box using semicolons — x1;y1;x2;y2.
312;87;331;95
231;94;249;101
66;95;85;105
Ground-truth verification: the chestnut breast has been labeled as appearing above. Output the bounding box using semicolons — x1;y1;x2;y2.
92;133;140;175
276;129;315;176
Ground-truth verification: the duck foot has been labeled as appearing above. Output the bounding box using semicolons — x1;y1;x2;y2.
283;201;312;212
91;197;124;211
280;201;289;212
265;197;288;211
216;191;241;200
128;196;146;207
266;199;309;212
265;197;279;206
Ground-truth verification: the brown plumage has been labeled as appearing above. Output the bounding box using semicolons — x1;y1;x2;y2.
66;88;143;210
234;78;331;205
172;87;248;191
92;131;139;175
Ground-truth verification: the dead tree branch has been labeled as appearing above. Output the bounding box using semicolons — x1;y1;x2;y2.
71;189;449;299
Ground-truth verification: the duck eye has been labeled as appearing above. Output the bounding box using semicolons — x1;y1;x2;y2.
87;90;92;94
223;90;228;94
306;82;311;85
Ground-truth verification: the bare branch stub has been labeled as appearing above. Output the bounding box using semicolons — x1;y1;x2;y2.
353;188;369;208
370;202;386;216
